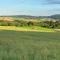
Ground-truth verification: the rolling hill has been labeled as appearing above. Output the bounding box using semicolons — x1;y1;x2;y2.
0;14;60;19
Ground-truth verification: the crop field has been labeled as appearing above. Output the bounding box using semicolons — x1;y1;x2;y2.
0;26;55;32
0;30;60;60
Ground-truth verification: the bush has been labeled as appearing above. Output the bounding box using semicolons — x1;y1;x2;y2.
0;22;8;26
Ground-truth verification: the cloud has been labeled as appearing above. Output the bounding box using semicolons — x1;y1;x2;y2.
45;0;60;4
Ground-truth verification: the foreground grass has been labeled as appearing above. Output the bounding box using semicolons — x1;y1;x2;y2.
0;31;60;60
0;26;55;32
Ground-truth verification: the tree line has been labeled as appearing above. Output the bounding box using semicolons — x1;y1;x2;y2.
0;19;60;29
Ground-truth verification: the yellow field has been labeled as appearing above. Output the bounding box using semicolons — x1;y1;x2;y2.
0;26;55;32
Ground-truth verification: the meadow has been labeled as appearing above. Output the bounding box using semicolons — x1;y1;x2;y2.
0;30;60;60
0;17;60;60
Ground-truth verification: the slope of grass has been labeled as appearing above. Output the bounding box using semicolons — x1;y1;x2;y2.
0;31;60;60
0;26;55;32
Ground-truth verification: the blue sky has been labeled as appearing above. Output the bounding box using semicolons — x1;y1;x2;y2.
0;0;60;16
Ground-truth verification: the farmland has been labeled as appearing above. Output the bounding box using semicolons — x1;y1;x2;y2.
0;17;60;32
0;16;60;60
0;26;55;32
0;31;60;60
0;0;60;60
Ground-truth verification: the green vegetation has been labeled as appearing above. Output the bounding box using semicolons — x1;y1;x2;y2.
0;17;60;29
0;31;59;60
0;26;55;32
0;17;60;32
0;16;60;60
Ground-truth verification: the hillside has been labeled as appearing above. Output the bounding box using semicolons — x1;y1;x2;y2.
0;14;60;19
50;14;60;19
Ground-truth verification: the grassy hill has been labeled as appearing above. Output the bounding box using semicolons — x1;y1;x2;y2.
50;14;60;19
0;30;60;60
0;15;60;32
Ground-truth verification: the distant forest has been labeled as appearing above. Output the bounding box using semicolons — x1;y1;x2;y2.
0;14;60;29
1;14;60;19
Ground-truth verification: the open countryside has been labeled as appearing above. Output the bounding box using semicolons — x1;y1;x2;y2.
0;0;60;60
0;16;59;60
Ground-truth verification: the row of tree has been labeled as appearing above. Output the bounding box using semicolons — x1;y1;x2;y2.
40;20;60;28
0;20;60;28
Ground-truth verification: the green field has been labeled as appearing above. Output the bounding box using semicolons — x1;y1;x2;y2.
0;30;60;60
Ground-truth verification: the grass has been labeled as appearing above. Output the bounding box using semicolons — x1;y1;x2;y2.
0;31;60;60
0;26;55;32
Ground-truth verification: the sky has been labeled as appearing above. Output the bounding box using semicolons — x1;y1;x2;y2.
0;0;60;16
